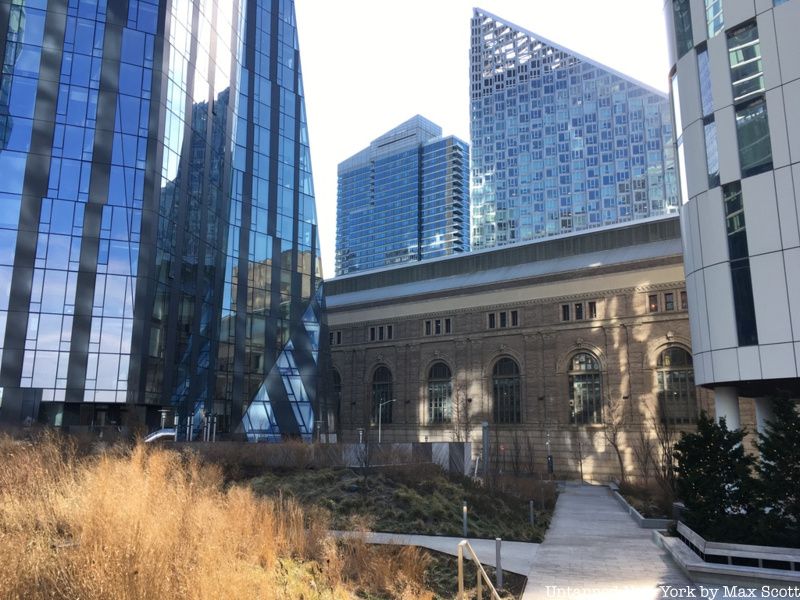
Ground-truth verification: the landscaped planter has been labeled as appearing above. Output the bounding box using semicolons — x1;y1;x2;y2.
608;483;673;530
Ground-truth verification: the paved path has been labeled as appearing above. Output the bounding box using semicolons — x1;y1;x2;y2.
522;483;690;600
332;530;538;575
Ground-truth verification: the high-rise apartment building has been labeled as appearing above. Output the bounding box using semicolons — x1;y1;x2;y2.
470;8;680;249
336;115;469;275
0;0;326;441
665;0;800;430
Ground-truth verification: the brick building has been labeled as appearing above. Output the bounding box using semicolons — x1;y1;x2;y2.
325;217;728;481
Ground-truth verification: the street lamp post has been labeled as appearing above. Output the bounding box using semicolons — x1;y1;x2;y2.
377;398;396;444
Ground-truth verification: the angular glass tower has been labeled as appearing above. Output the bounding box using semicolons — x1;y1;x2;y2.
0;0;326;441
470;8;679;250
336;115;469;276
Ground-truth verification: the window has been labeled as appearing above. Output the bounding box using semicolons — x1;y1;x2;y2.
665;292;675;311
332;369;342;412
728;23;764;103
499;312;507;328
657;347;696;424
704;119;720;188
561;304;571;321
370;324;393;341
588;301;597;319
511;310;518;327
680;290;688;310
488;313;496;329
425;320;432;336
672;0;694;59
329;331;342;345
435;319;442;335
428;362;452;424
372;366;393;425
378;326;384;341
735;97;772;178
387;325;393;340
426;318;452;336
723;182;759;346
568;353;602;425
445;318;452;334
493;358;521;424
774;0;790;5
648;294;659;313
574;303;584;320
369;327;375;341
705;0;723;38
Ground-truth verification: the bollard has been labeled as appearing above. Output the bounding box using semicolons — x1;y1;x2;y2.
462;501;468;538
212;415;217;442
496;537;503;590
530;499;536;525
173;414;179;442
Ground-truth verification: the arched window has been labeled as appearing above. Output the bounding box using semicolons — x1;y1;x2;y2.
372;366;393;425
331;368;342;419
569;352;602;425
428;362;452;424
657;347;696;424
493;358;521;424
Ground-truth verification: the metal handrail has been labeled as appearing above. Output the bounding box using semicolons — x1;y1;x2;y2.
457;539;502;600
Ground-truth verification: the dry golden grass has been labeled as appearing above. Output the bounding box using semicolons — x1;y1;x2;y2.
0;432;433;600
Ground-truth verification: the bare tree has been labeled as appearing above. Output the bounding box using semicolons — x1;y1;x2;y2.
510;430;523;476
602;395;628;483
632;426;655;485
647;405;678;501
451;381;472;442
524;434;536;476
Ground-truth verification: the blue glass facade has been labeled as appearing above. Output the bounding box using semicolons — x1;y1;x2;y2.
0;0;326;441
470;9;679;250
336;115;469;276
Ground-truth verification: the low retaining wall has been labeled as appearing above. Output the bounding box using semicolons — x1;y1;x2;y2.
607;483;673;530
654;523;800;588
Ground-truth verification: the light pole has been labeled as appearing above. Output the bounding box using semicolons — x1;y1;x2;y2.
377;398;396;444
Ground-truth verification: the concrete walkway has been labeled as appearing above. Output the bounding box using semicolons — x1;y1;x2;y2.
332;530;538;575
522;483;690;600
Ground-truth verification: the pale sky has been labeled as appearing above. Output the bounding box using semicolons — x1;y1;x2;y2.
294;0;670;279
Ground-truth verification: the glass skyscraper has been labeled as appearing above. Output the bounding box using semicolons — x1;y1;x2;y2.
470;8;679;249
336;115;469;276
0;0;326;441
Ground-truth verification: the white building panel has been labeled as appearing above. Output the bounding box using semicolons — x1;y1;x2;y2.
742;171;781;256
687;198;704;274
759;343;798;380
686;271;705;353
757;11;782;93
690;269;713;353
766;88;790;169
708;32;734;113
774;0;800;83
722;0;755;30
697;187;729;267
775;167;799;249
712;348;741;382
754;0;772;14
690;0;708;46
785;79;800;164
783;247;800;340
694;350;709;385
750;252;792;344
738;346;763;380
716;106;741;184
702;351;715;385
683;123;708;198
703;263;739;350
677;49;702;130
680;205;697;275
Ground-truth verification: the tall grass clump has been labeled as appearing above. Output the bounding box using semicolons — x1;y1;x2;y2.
0;432;432;599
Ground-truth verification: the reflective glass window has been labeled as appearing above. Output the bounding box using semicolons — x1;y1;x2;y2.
427;362;452;424
372;366;393;425
735;97;772;178
657;347;696;424
493;357;520;424
705;0;724;38
704;119;720;188
673;0;694;58
728;23;764;103
568;353;602;425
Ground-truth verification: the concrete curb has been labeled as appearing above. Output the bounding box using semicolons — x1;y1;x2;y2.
607;483;674;530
